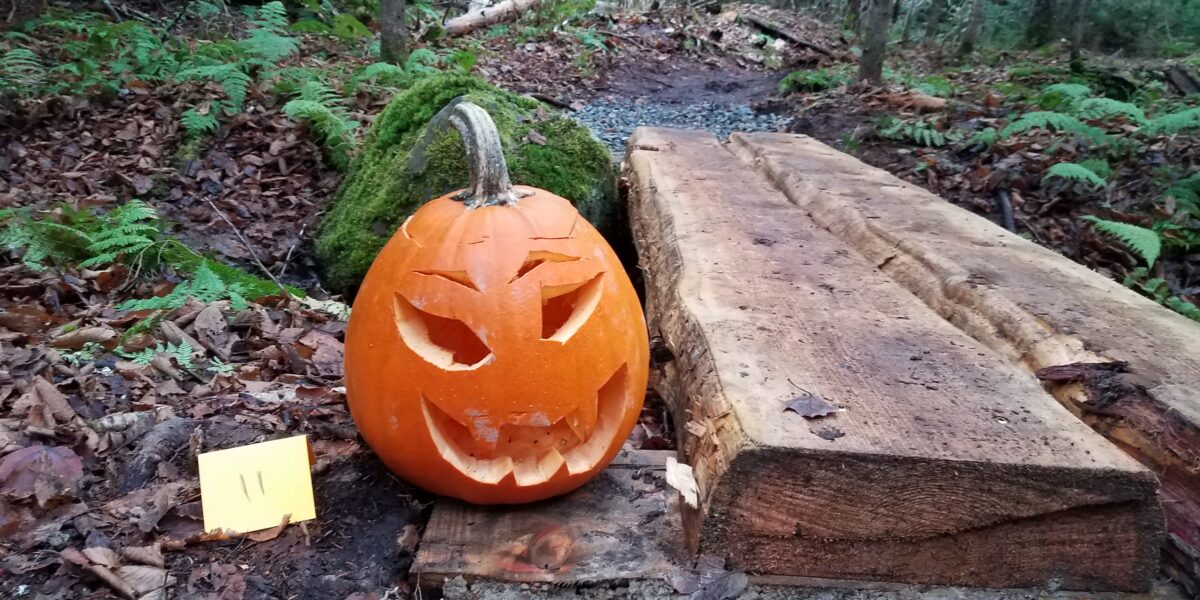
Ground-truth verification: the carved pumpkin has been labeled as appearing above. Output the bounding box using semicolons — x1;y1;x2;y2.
344;101;649;504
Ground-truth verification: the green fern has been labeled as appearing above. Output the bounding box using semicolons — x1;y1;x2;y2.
78;200;160;268
1038;83;1091;110
0;47;44;94
1;209;88;270
283;81;359;170
241;1;298;62
878;117;957;147
1144;107;1200;136
1044;162;1106;187
1082;216;1161;267
118;262;248;312
118;340;195;370
177;64;251;111
405;49;440;74
1075;98;1148;125
181;108;220;136
999;111;1108;143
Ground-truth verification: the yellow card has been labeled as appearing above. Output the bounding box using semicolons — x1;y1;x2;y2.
198;435;317;534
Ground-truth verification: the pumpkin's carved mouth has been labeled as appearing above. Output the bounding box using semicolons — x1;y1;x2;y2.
421;364;631;487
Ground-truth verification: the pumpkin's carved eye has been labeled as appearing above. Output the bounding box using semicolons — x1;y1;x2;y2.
394;294;493;370
541;273;604;342
415;269;478;291
510;251;580;282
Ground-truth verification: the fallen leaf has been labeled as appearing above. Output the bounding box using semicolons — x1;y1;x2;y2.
0;445;84;507
814;426;845;441
50;326;117;350
782;391;837;418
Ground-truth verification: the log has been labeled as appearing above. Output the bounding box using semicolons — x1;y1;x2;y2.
626;127;1161;591
444;0;542;37
728;131;1200;597
1165;65;1200;96
739;13;835;58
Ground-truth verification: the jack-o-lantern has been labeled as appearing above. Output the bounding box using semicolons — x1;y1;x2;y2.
344;101;649;504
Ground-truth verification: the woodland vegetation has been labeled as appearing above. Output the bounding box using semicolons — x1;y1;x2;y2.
1;0;1199;597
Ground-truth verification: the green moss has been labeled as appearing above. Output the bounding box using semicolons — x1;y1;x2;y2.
316;73;616;292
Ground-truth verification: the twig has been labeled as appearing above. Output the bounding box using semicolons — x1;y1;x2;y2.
995;189;1017;233
161;0;193;41
101;0;124;22
277;224;306;279
528;93;572;110
205;200;291;297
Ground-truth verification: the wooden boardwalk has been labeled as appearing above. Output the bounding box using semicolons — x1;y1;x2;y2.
626;128;1167;591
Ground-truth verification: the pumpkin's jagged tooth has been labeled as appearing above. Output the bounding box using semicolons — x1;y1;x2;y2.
512;449;565;487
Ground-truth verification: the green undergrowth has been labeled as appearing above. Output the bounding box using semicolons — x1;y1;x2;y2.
1;200;293;311
316;73;616;292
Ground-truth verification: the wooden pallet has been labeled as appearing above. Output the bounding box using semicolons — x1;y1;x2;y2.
729;132;1200;596
626;127;1162;592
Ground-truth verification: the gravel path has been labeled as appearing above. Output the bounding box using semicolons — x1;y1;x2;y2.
572;99;792;154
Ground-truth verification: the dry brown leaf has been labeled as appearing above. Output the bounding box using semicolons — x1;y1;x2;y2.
120;542;165;568
50;326;117;350
12;377;77;424
83;546;121;568
0;445;84;507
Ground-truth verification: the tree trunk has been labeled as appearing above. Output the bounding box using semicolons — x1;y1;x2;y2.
857;0;894;84
845;0;862;33
1068;0;1089;68
957;0;984;58
380;0;408;64
1024;0;1056;48
923;0;945;44
900;0;921;45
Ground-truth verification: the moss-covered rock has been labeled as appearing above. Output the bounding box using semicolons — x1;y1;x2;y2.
316;73;616;292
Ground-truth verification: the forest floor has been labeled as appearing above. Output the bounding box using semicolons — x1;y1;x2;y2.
1;2;1199;600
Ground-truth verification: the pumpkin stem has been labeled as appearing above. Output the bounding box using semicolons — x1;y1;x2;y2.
449;102;523;209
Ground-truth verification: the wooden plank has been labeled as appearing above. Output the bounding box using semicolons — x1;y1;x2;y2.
728;132;1200;596
412;449;685;587
625;127;1161;592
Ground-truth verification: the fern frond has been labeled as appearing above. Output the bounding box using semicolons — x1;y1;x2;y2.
405;49;440;74
242;28;299;62
1144;107;1200;136
1075;98;1147;125
1044;162;1106;187
177;64;251;111
1041;83;1091;101
1082;216;1161;267
251;1;290;32
999;111;1107;143
0;47;44;92
181;108;220;136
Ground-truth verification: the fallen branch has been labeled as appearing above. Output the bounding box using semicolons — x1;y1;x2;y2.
1165;65;1200;96
444;0;542;37
205;199;290;297
739;13;835;58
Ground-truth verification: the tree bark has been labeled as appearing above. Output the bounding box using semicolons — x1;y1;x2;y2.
845;0;862;33
957;0;984;58
1024;0;1056;48
1068;0;1089;67
923;0;945;45
900;0;921;45
380;0;408;64
857;0;894;84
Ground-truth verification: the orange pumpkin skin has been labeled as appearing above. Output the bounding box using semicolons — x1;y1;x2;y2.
344;186;649;504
